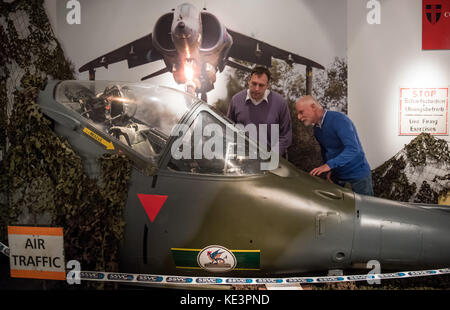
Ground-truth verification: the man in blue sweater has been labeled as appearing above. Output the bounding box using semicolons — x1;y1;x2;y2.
295;95;373;196
227;67;292;157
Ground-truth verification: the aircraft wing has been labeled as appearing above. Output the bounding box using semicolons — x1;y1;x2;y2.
79;33;163;73
226;29;325;70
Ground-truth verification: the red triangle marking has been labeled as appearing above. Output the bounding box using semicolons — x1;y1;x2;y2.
138;194;168;223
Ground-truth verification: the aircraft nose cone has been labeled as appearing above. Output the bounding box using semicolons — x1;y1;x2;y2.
173;21;191;39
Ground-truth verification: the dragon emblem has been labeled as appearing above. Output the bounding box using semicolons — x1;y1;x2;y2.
197;245;237;272
207;249;227;264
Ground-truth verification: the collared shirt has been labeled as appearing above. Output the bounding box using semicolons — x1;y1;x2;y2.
246;89;271;106
315;109;327;128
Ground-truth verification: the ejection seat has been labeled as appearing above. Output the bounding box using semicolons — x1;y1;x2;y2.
110;124;156;158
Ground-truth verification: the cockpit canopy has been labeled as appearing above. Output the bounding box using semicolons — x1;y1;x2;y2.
55;81;196;157
56;81;195;137
54;80;272;176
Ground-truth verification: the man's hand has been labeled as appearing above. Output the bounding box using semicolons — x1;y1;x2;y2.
309;164;331;177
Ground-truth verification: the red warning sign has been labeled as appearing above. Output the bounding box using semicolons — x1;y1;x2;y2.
138;194;168;223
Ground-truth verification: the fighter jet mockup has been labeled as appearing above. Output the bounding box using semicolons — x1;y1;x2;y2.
37;80;450;280
78;3;324;100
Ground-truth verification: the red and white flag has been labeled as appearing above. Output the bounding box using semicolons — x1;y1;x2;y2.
422;0;450;50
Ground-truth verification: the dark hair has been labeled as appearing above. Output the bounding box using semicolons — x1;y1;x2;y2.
251;66;271;82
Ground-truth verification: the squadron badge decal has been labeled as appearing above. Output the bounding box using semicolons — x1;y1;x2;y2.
171;247;260;271
197;246;237;272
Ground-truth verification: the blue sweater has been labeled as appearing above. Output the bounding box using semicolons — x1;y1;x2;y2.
228;90;292;156
314;111;371;181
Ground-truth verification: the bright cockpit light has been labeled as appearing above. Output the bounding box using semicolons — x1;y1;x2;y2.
55;80;197;158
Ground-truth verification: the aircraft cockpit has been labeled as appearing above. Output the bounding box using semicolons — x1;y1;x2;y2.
51;80;273;177
55;81;196;160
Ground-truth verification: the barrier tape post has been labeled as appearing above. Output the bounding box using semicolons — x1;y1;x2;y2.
1;241;450;285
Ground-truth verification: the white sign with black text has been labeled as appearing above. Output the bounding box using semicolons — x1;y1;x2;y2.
399;87;448;135
7;226;66;280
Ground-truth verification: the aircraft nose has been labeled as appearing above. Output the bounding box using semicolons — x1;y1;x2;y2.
174;21;191;39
